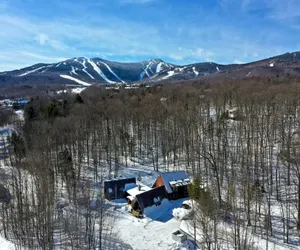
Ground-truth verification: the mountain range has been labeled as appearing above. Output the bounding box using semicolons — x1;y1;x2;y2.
1;52;300;86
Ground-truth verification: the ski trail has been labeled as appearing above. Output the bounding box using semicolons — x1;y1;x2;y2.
97;61;125;83
77;58;94;79
60;75;91;86
87;59;116;84
193;66;199;76
19;66;45;76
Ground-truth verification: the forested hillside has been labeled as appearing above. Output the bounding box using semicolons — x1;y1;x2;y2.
1;77;300;249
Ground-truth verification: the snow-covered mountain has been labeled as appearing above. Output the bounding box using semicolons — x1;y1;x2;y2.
146;62;234;82
0;57;174;86
2;52;300;86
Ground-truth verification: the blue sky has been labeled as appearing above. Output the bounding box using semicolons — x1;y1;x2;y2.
0;0;300;71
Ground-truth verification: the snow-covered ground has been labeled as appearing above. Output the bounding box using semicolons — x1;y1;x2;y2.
60;74;91;86
101;163;193;250
0;235;19;250
113;199;185;250
14;110;24;121
57;87;86;94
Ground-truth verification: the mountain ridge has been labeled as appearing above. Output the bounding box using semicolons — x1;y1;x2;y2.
1;52;300;86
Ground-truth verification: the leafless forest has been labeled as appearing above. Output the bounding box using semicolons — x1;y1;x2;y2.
1;77;300;249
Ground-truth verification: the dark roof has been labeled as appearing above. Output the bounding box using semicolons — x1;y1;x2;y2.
104;177;136;189
136;186;166;211
160;171;190;193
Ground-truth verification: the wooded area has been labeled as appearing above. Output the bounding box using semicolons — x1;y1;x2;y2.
1;77;300;249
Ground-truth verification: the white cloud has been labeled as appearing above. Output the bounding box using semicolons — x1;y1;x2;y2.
19;52;67;62
175;47;215;62
34;33;69;50
234;59;245;64
264;0;300;21
36;33;48;45
0;51;68;71
0;1;295;70
169;54;184;60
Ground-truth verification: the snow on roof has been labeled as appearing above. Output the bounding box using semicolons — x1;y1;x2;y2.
161;171;190;193
126;184;152;197
169;179;191;187
127;195;135;201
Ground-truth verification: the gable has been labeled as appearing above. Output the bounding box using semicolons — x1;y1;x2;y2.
153;175;164;188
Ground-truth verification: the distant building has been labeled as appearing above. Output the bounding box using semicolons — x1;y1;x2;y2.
152;171;191;200
104;177;136;200
12;99;30;109
226;107;239;120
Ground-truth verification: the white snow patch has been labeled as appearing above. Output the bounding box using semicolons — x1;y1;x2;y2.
140;61;154;80
97;61;124;83
147;61;155;74
60;75;91;86
14;110;24;121
173;200;194;221
270;63;274;67
40;65;52;73
156;62;164;73
162;70;175;80
72;87;86;94
0;235;17;250
71;66;78;75
124;86;139;89
246;71;252;77
87;59;116;84
193;66;199;76
77;58;94;79
216;66;220;72
18;66;45;76
172;207;190;220
126;184;151;197
57;88;86;94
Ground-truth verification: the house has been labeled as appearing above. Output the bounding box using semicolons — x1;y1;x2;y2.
226;107;239;119
0;99;11;106
132;186;167;216
12;99;30;109
153;171;191;200
104;177;136;200
126;183;152;205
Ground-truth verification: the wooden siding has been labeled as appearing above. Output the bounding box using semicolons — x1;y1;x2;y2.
153;175;164;188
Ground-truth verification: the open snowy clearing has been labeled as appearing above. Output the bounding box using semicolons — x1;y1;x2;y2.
60;75;92;86
109;198;188;250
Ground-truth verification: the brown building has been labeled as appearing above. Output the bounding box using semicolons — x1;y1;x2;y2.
152;171;191;200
